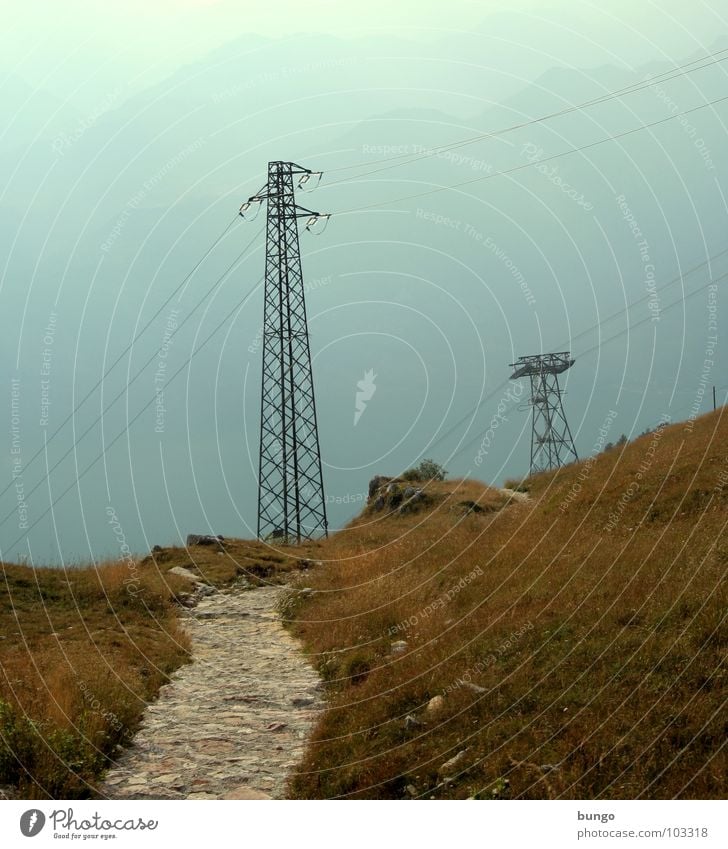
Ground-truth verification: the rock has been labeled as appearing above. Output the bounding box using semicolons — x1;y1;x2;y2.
458;680;487;695
222;785;272;800
267;722;287;732
368;475;388;499
169;566;202;582
186;534;225;548
156;774;182;785
390;640;408;654
426;695;445;716
169;566;215;605
405;784;418;797
404;714;421;729
438;749;469;777
399;488;425;514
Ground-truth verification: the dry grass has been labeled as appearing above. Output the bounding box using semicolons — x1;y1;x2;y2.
0;558;192;798
285;408;727;799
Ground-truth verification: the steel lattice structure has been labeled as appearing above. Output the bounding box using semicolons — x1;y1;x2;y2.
243;161;328;542
509;352;578;474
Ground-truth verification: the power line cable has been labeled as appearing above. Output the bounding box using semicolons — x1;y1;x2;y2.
321;46;728;182
0;272;266;558
2;238;721;548
0;225;263;535
0;217;240;504
330;93;728;216
443;272;727;465
567;248;728;349
6;53;727;543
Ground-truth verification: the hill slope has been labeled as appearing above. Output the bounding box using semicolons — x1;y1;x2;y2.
285;408;727;799
0;409;724;800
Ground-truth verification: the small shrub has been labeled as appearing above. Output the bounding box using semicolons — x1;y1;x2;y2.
345;656;371;686
402;459;447;482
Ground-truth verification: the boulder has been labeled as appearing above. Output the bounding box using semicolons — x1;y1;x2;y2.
169;565;202;582
186;534;225;547
368;475;389;499
426;695;445;716
399;489;424;514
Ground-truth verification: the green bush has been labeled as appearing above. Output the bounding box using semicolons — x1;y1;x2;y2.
401;459;447;482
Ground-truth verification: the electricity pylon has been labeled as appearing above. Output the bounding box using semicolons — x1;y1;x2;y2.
241;162;328;542
509;352;578;474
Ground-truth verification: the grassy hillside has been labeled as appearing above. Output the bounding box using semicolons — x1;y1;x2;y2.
1;409;724;800
0;538;313;798
284;408;727;799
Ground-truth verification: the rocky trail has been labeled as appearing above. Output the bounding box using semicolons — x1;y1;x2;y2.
101;585;323;800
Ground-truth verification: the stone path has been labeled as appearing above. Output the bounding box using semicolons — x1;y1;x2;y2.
101;586;323;800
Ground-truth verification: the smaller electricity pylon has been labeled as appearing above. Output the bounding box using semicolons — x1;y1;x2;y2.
509;352;578;474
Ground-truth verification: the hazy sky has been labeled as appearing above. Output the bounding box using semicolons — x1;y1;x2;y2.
4;1;728;107
1;1;726;563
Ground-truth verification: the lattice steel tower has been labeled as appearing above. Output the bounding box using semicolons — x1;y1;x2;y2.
242;162;328;542
509;352;578;474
